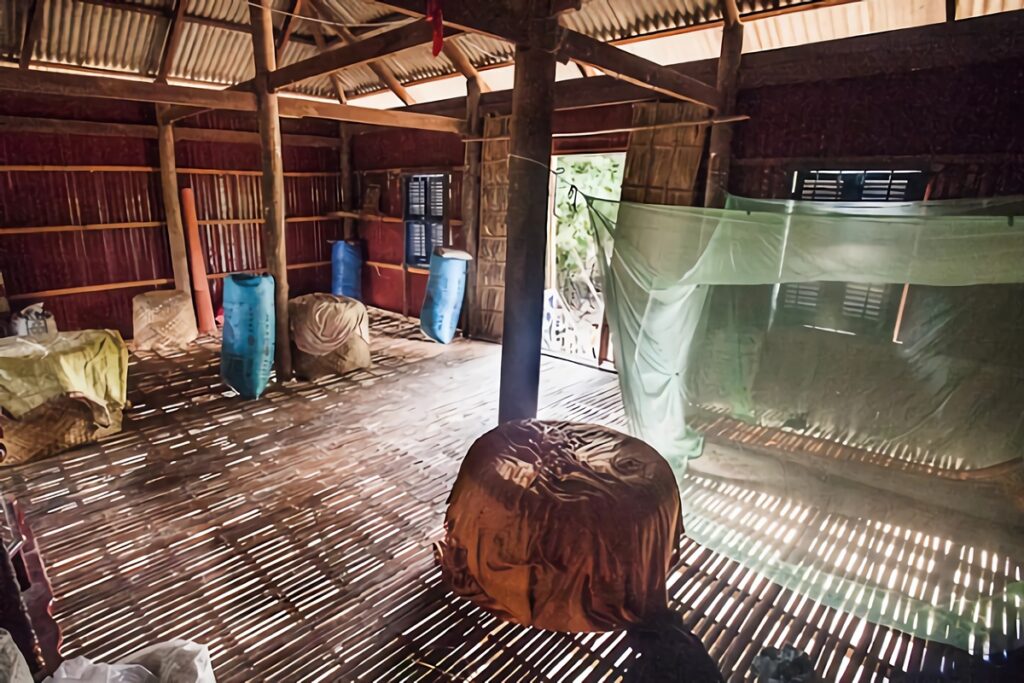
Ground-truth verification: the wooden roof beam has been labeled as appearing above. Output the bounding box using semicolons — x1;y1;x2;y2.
278;97;465;134
441;37;492;93
267;19;449;92
156;0;189;82
557;30;722;109
164;4;429;123
0;68;464;133
376;0;721;109
275;0;305;61
306;0;414;105
308;18;348;103
19;0;45;69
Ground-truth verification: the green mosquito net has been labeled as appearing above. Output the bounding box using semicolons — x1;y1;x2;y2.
587;194;1024;653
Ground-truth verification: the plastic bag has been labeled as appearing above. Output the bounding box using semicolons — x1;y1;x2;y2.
45;640;214;683
118;640;214;683
0;629;32;683
11;303;57;337
45;657;156;683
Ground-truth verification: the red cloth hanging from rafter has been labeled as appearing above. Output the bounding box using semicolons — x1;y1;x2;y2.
426;0;444;56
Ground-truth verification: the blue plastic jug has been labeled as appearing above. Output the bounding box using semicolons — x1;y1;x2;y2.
331;240;362;300
221;273;275;399
420;248;472;344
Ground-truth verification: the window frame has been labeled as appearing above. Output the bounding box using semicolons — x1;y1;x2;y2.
403;172;450;267
776;168;929;338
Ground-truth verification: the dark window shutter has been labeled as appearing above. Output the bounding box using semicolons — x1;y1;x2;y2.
780;282;822;312
841;283;888;321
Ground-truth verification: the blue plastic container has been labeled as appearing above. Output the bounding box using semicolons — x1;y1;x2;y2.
420;248;472;344
221;273;275;399
331;240;363;300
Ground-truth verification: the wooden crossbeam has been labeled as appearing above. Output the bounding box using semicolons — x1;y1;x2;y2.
557;30;722;108
277;97;466;134
376;0;721;109
267;19;441;91
0;68;257;111
0;70;464;133
0;115;343;147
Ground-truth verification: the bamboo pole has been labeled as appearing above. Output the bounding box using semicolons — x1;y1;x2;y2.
156;105;195;311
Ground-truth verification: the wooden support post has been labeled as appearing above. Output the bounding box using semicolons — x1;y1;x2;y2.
250;0;293;380
339;123;356;241
155;105;193;307
703;5;743;209
461;76;483;338
498;7;558;423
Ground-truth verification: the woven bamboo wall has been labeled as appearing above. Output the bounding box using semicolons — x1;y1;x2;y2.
621;102;710;206
475;115;512;342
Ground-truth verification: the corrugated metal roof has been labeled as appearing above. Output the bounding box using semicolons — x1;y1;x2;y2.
33;0;167;74
2;0;1021;106
563;0;816;42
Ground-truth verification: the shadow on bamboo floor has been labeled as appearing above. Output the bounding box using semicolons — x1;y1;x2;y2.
0;309;1007;682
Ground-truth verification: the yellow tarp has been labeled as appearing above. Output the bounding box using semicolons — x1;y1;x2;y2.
0;330;128;423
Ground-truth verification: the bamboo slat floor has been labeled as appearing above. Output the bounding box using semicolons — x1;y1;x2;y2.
0;310;1005;682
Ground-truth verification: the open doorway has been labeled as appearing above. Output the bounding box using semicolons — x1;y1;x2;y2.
541;153;625;367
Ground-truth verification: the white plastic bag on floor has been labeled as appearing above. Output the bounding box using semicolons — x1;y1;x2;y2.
118;640;214;683
46;640;214;683
0;629;33;683
45;657;156;683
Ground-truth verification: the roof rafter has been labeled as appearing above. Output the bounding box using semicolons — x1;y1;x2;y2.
19;0;45;69
156;0;189;82
376;0;721;109
308;14;349;103
307;0;415;105
275;0;306;61
268;19;448;92
441;37;492;93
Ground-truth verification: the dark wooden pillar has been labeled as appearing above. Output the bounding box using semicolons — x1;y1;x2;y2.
703;3;743;209
155;105;193;302
249;0;293;380
462;76;483;338
498;6;558;422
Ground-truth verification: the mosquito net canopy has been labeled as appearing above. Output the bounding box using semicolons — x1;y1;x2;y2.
586;194;1024;653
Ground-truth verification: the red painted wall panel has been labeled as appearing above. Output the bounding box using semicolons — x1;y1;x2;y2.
361;220;404;265
2;93;342;336
406;272;428;319
353;129;463;170
361;265;404;313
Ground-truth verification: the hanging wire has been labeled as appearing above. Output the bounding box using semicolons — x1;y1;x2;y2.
509;152;589;210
